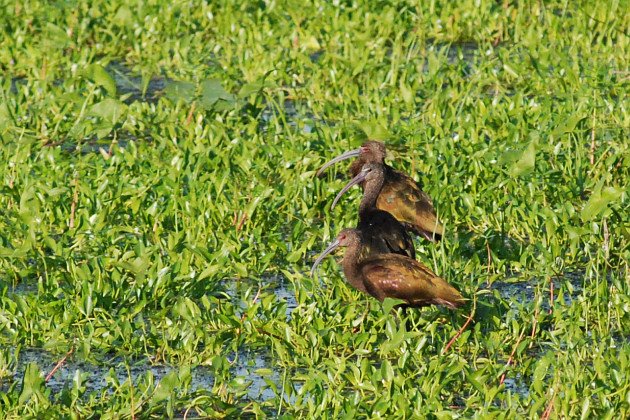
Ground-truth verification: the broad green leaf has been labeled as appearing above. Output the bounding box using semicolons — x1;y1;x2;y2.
381;297;405;314
498;148;521;165
532;355;550;394
165;80;195;104
0;103;13;130
286;249;303;263
509;141;537;176
89;98;127;124
302;35;321;51
152;371;179;402
114;6;134;27
255;368;274;376
466;368;486;394
86;64;117;96
399;79;413;104
239;81;265;98
380;359;394;382
551;113;584;138
199;79;235;110
360;121;391;141
581;182;623;222
19;363;46;405
43;23;70;48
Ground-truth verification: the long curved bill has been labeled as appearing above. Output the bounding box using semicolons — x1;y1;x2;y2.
316;148;361;177
310;239;340;276
331;170;367;210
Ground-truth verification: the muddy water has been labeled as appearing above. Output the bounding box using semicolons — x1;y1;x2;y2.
1;346;283;403
1;275;299;404
2;269;580;404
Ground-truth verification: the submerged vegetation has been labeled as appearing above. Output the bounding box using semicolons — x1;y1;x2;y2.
0;0;628;417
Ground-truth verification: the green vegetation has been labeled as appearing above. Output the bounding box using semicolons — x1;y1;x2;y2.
0;0;628;417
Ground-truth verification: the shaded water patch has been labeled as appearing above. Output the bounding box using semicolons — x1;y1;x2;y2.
57;132;142;155
107;61;166;104
3;279;39;297
260;99;317;135
486;270;585;310
502;374;530;399
0;347;286;404
223;273;299;319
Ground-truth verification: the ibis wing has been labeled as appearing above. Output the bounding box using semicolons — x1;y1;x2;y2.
359;254;440;301
358;210;415;260
378;168;444;238
360;254;464;308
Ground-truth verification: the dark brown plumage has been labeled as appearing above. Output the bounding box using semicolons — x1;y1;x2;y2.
332;162;415;261
311;229;464;309
317;140;444;241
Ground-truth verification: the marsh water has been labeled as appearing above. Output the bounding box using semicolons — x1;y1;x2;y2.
2;268;586;405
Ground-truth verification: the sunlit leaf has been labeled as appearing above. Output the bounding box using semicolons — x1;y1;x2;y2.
152;371;179;402
581;182;623;222
199;79;235;110
86;64;117;96
19;363;46;406
165;80;195;104
509;141;537;176
89;98;127;124
551;113;584;138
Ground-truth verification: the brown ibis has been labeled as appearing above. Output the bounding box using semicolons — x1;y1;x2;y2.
310;229;464;309
331;162;415;262
317;140;444;241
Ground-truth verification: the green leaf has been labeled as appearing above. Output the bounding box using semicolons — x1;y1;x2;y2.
509;141;537;176
399;79;413;104
114;6;134;27
360;121;391;141
152;371;179;403
551;113;584;138
19;363;46;405
580;397;590;420
199;79;235;110
286;249;303;263
238;81;265;98
532;356;550;394
86;64;117;96
89;98;127;124
466;368;486;394
0;102;13;130
165;80;195;104
43;23;70;48
381;297;405;314
381;322;406;354
581;182;623;222
380;359;394;382
503;63;519;78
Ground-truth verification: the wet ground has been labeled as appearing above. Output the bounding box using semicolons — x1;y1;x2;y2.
1;267;587;404
0;346;281;404
10;42;623;157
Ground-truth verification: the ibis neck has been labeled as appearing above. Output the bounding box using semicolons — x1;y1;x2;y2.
359;178;383;215
341;242;367;294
